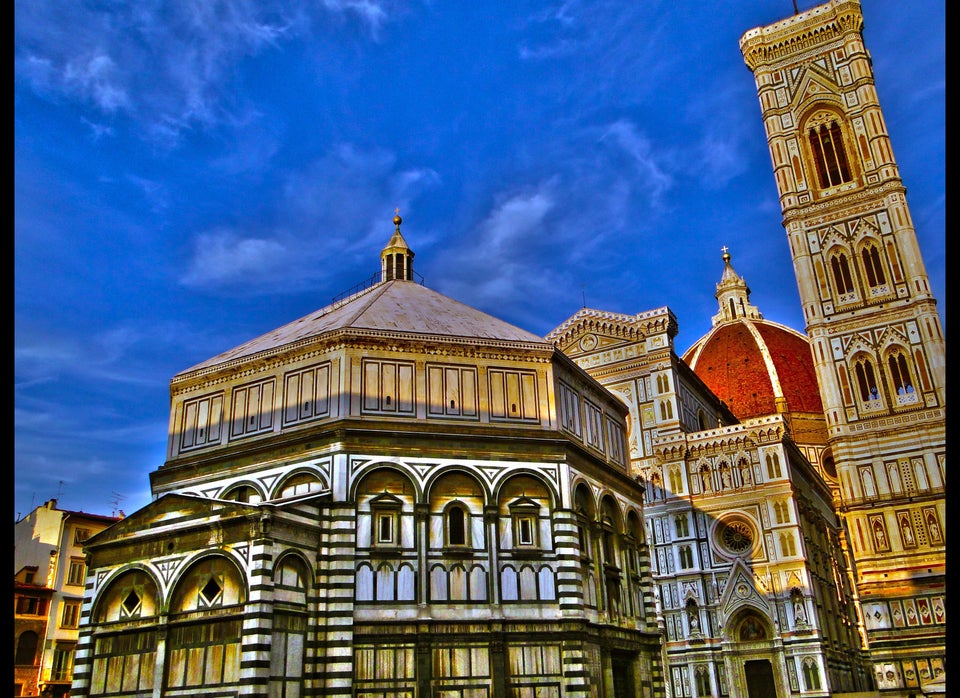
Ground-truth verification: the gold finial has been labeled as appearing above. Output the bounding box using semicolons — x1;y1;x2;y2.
393;207;402;229
721;245;731;263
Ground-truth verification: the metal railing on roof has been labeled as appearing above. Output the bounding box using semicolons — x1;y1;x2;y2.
330;269;426;306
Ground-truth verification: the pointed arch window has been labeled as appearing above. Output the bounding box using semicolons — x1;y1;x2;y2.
766;453;782;479
695;665;711;695
675;514;689;538
861;243;886;287
779;532;797;557
830;253;854;294
853;358;879;402
887;350;914;395
657;374;669;394
802;658;822;690
659;400;673;420
808;117;852;188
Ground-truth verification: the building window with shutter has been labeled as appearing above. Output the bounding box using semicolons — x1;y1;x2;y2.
60;600;81;628
67;558;86;586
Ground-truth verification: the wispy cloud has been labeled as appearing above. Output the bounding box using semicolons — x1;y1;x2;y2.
179;143;440;292
15;324;174;389
477;185;556;254
14;1;393;146
322;0;389;38
435;180;575;326
597;120;673;203
180;228;290;287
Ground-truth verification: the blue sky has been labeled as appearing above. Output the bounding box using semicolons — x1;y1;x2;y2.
15;1;944;520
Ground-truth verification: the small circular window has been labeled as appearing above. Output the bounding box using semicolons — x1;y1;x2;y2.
718;517;756;555
821;452;838;479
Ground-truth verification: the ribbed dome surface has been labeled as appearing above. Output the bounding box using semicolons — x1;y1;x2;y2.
682;318;823;420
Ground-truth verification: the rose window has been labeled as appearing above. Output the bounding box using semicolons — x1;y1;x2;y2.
719;519;755;554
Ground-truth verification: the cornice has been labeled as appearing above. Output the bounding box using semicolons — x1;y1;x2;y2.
782;180;906;225
546;307;678;348
740;0;863;71
171;329;555;394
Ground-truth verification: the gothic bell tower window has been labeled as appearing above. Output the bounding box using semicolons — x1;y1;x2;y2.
806;112;852;189
861;243;887;288
853;357;882;408
887;349;919;405
830;252;855;297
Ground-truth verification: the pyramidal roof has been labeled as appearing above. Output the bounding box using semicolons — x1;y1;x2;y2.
178;219;547;377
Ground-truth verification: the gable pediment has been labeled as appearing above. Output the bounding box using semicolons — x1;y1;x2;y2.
790;62;842;112
370;492;405;508
508;496;542;511
84;493;258;547
548;310;646;358
719;559;770;617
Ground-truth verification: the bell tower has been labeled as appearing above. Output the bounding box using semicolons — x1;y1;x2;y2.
740;0;945;691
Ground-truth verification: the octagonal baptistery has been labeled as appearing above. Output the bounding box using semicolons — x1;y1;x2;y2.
73;217;664;698
682;250;832;475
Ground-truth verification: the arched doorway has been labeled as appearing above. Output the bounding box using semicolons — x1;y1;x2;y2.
723;609;786;698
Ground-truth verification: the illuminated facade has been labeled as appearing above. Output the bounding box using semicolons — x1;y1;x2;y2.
740;1;945;693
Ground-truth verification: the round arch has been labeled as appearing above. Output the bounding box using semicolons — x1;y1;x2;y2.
220;480;266;504
423;466;489;505
571;479;597;520
91;565;163;622
271;468;326;501
166;551;248;613
492;470;557;510
598;492;625;535
351;464;420;502
274;550;313;587
625;508;645;543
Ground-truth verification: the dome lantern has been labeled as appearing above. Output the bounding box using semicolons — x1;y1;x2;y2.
381;209;415;282
712;246;763;326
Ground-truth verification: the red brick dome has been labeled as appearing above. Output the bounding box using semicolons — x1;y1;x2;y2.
682;318;823;420
682;249;823;421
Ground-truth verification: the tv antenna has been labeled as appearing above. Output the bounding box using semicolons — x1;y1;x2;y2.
110;492;126;518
